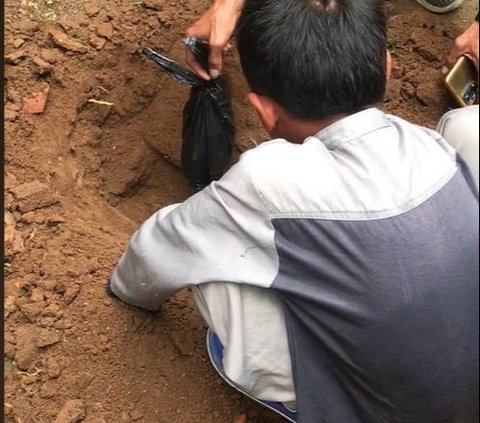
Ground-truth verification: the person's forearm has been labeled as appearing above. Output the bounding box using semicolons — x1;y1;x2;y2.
213;0;245;8
213;0;244;11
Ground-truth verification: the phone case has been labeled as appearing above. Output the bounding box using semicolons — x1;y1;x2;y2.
443;56;478;107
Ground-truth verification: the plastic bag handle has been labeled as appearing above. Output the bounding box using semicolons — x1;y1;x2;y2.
143;48;204;87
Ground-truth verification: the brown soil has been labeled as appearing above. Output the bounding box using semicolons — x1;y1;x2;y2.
3;1;474;422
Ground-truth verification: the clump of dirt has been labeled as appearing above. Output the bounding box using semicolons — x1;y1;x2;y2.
3;0;471;422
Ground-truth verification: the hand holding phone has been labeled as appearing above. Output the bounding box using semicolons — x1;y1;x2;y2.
443;56;478;107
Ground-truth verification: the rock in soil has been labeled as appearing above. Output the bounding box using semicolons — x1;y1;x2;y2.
88;36;106;50
144;0;165;10
84;2;100;17
41;48;60;64
55;399;86;423
96;22;113;39
19;301;47;323
5;50;27;65
42;356;62;378
63;284;81;305
48;27;88;53
172;331;195;356
11;180;58;212
4;211;25;256
39;381;58;399
130;408;144;421
15;342;38;370
22;85;50;114
31;55;53;76
36;328;61;347
416;80;443;108
5;106;18;122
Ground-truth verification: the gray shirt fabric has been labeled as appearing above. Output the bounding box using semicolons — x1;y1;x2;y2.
111;108;479;423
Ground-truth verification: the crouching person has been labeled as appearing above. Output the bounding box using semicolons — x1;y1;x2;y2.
109;1;479;422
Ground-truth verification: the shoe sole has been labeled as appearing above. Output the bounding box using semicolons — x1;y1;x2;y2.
416;0;464;13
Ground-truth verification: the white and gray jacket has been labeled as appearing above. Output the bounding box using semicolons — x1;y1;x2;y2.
111;108;479;423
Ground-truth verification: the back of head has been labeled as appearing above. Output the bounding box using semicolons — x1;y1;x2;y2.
236;0;388;121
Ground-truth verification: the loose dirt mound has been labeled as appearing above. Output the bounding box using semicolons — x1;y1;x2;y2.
3;0;472;422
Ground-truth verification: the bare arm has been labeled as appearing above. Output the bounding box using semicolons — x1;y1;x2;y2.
185;0;245;80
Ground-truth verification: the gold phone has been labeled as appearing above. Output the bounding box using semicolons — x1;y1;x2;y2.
443;56;478;107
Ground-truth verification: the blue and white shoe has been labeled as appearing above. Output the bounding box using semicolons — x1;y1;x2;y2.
206;329;298;423
416;0;464;13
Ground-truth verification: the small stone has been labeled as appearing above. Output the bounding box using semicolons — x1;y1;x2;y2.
130;408;144;421
11;181;58;212
39;317;56;328
144;0;165;10
22;85;50;114
392;63;406;79
74;372;94;390
5;172;19;191
31;55;53;76
63;284;81;305
415;45;438;62
15;343;38;370
55;319;73;330
21;210;66;225
43;356;62;378
30;287;45;303
39;381;57;399
4;211;25;256
84;2;100;17
13;38;26;49
96;22;113;40
386;79;402;102
55;399;86;423
119;412;130;423
401;82;416;100
157;12;171;26
21;373;39;385
5;108;18;122
5;50;27;65
36;328;61;347
88;36;106;50
19;301;47;322
41;48;59;64
38;279;59;291
5;192;15;210
171;331;195;356
416;80;442;107
48;28;88;53
4;402;13;416
5;296;17;318
5;341;16;359
42;303;63;318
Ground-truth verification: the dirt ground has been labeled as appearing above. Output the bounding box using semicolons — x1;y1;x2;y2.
3;0;477;422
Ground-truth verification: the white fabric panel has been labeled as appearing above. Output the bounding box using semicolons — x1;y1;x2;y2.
437;105;479;191
192;283;295;404
247;109;457;220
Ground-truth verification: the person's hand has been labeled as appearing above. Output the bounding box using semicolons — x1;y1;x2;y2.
444;21;479;73
185;0;244;80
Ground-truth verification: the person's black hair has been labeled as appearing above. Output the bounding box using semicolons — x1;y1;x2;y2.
236;0;388;120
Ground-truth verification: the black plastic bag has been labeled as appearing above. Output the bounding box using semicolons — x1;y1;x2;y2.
143;38;235;190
